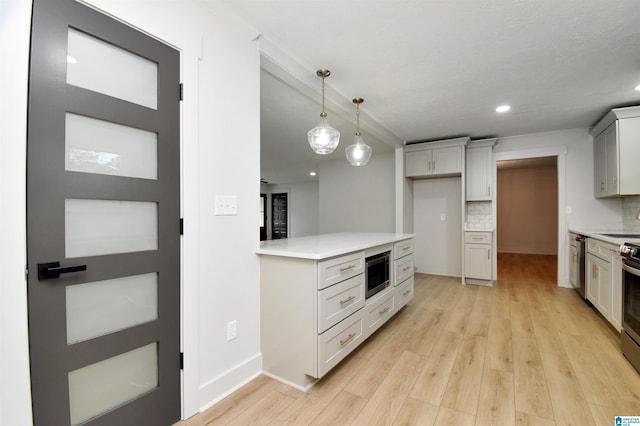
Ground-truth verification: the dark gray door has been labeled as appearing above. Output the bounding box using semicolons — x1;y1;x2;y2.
27;0;181;424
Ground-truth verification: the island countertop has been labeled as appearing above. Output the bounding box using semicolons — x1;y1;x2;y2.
256;232;414;260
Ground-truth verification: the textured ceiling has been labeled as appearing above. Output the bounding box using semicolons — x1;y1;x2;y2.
219;0;640;184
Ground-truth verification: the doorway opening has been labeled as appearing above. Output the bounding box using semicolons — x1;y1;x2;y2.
496;156;558;284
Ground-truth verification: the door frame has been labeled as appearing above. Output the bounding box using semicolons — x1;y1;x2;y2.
493;146;568;287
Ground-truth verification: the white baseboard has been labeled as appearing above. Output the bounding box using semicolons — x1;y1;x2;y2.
196;353;262;414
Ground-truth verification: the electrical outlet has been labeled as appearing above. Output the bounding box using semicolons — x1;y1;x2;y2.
226;320;237;341
440;213;446;221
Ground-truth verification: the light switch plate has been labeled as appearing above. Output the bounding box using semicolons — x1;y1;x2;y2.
215;195;238;215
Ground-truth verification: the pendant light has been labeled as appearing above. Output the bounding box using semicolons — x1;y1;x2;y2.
307;69;340;154
345;98;372;166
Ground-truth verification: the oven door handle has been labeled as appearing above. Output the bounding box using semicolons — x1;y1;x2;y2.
623;262;640;277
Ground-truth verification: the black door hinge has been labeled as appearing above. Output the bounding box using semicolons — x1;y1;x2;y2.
180;218;184;235
180;352;184;370
179;83;183;101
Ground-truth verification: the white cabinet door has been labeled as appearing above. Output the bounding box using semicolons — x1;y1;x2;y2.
593;130;607;197
432;146;462;175
466;146;492;201
465;243;491;280
610;254;622;331
405;149;432;177
596;257;611;318
604;123;618;197
587;253;611;318
586;254;599;304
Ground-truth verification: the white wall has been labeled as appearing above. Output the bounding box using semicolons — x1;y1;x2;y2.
267;181;319;238
0;1;34;424
1;0;263;422
497;165;558;255
396;147;414;233
413;177;463;276
319;152;395;233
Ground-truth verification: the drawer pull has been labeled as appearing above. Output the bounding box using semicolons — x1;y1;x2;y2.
471;237;483;240
340;333;356;347
402;290;411;296
339;295;356;305
379;306;390;315
339;264;356;272
402;266;411;272
402;246;410;251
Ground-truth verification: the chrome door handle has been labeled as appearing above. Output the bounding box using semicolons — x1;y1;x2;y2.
38;262;87;281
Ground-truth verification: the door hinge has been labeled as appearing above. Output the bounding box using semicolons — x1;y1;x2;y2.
25;265;29;279
180;352;184;370
180;218;184;235
179;83;183;101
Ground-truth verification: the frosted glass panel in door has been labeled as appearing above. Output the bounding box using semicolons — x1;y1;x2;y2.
67;28;158;109
66;273;158;344
65;199;158;258
68;343;158;425
65;113;158;179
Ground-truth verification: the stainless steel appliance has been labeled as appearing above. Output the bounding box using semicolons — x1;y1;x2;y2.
573;234;587;298
365;251;390;299
620;242;640;373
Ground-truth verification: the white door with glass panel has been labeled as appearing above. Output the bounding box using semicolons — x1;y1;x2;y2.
27;0;181;424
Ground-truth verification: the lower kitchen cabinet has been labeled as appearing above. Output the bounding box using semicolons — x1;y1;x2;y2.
464;231;493;284
586;238;622;331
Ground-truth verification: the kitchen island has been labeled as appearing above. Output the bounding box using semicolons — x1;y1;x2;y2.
257;232;414;390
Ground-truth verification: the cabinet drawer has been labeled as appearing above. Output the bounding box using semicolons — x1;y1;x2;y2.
394;239;414;259
318;274;365;333
465;232;491;244
365;291;395;337
395;276;414;310
394;255;414;285
318;251;364;290
587;238;619;262
317;310;364;378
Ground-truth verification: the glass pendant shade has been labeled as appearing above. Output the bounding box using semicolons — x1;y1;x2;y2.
346;134;372;166
307;115;340;154
346;97;372;166
308;69;340;155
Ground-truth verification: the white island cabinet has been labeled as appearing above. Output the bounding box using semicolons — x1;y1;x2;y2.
257;232;414;390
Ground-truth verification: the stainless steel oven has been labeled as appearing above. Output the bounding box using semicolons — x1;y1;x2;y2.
620;242;640;373
365;251;390;299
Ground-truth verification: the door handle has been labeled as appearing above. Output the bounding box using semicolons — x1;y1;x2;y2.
38;262;87;281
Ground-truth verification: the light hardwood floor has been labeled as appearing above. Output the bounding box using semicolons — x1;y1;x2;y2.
177;254;640;425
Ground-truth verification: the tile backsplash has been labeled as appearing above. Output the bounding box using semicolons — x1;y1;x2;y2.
466;201;493;230
623;195;640;232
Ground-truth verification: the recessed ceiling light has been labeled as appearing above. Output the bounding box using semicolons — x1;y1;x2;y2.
66;55;77;64
496;105;511;113
635;84;640;91
309;172;317;176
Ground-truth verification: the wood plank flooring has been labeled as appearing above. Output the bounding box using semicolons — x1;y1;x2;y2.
176;254;640;425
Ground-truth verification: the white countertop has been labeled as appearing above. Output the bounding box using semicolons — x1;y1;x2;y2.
256;232;414;260
569;228;640;245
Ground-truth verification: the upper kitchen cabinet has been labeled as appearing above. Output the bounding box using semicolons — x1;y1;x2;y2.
466;138;497;201
591;106;640;198
405;137;469;179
